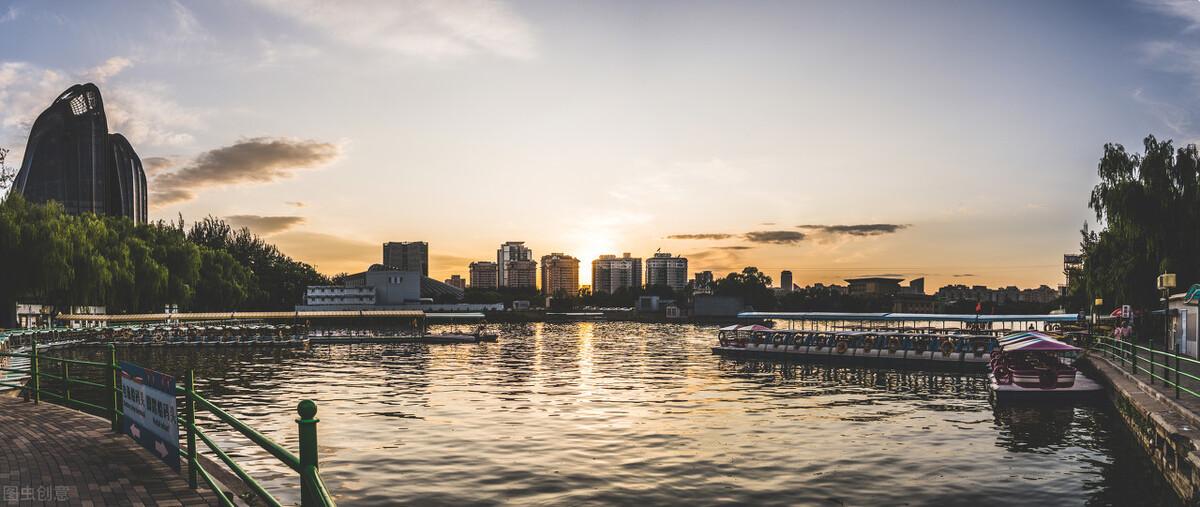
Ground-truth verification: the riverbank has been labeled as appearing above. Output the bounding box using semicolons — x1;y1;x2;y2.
1081;352;1200;504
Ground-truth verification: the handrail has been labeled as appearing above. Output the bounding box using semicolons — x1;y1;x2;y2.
1092;335;1198;400
2;338;336;506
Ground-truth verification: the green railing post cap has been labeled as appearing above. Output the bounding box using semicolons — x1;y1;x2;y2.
298;399;318;420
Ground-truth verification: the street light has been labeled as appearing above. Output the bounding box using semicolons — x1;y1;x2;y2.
1158;273;1177;396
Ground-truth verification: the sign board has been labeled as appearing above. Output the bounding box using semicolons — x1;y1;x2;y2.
119;361;180;471
1122;305;1132;319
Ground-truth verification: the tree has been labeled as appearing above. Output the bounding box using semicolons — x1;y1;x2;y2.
0;147;14;197
714;267;776;310
1072;135;1200;314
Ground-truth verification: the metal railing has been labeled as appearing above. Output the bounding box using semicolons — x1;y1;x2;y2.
1092;334;1200;400
0;340;336;506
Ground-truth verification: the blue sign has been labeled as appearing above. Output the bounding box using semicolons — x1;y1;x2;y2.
119;361;180;471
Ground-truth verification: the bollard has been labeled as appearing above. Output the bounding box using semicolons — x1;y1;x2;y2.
107;344;119;432
30;339;39;404
185;370;198;489
297;399;320;507
62;361;70;406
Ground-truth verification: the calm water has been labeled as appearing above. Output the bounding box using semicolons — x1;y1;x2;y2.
70;322;1178;505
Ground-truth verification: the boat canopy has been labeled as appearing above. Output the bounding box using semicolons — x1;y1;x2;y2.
997;331;1080;352
738;312;1080;323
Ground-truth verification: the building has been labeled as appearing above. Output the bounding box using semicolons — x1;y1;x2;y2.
444;275;466;290
780;271;794;292
497;242;533;287
469;261;499;289
645;253;688;291
382;242;429;277
1169;292;1199;358
899;277;925;295
592;253;642;294
693;295;743;317
13;83;147;223
694;271;715;289
304;285;377;306
892;294;939;313
298;264;465;310
504;259;538;289
845;277;905;297
540;253;580;296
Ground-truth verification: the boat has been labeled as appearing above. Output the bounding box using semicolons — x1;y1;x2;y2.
987;331;1103;402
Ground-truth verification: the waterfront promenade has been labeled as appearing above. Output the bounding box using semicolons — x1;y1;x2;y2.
0;395;214;506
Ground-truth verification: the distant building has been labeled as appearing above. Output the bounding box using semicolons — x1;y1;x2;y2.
694;271;715;288
645;253;688;291
444;275;466;290
592;253;642;294
504;259;538;289
299;264;464;310
780;271;794;292
469;261;499;289
693;295;742;317
497;242;533;287
13;83;147;224
846;277;905;297
892;294;938;313
935;283;1059;305
899;277;925;295
540;253;580;296
382;241;429;277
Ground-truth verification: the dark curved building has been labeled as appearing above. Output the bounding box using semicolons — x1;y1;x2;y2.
13;83;148;223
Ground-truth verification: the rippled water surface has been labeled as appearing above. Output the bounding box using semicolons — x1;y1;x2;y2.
76;322;1180;505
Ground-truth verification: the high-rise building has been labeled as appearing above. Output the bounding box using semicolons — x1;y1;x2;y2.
444;275;466;290
504;259;538;289
645;253;688;291
780;271;793;292
13;83;148;224
382;241;429;277
694;271;715;288
540;253;580;296
592;253;642;294
497;242;533;287
469;261;499;289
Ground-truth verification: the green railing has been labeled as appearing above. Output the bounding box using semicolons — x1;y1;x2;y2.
1092;335;1200;400
0;340;336;506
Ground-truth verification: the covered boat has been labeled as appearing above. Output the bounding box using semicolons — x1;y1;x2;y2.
988;331;1102;401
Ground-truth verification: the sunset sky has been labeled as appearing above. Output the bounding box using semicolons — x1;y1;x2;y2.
2;0;1199;288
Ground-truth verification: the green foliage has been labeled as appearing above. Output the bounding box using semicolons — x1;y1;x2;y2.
714;267;776;310
0;194;329;325
1070;135;1200;313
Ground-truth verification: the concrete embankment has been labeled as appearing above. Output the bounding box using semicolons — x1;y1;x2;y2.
1081;353;1200;504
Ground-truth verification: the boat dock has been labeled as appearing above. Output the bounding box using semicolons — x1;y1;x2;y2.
713;312;1084;370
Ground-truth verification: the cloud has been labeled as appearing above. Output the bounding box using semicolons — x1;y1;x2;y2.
151;137;341;207
224;214;306;235
0;6;18;24
715;246;753;250
1138;0;1200;27
285;201;306;208
667;233;735;240
142;156;176;176
743;230;807;245
685;249;750;274
952;273;976;277
84;57;133;83
251;0;537;61
796;224;910;237
0;58;203;154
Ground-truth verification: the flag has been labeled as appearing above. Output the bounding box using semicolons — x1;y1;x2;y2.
975;301;982;314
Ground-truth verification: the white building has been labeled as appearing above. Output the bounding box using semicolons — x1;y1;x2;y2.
645;253;688;291
304;286;376;306
592;253;642;294
497;241;533;288
1170;292;1199;358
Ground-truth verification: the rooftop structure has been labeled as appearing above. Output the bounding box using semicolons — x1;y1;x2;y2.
383;242;429;276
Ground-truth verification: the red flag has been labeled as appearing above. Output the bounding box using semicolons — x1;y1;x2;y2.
975;301;982;314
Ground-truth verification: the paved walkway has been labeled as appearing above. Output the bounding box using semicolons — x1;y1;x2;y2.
0;396;214;506
1095;344;1200;421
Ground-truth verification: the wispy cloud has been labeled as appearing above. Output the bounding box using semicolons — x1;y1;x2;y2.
743;230;806;245
224;214;306;235
0;6;19;24
251;0;537;61
271;231;377;274
285;201;306;208
666;233;735;240
797;223;910;237
151;137;341;207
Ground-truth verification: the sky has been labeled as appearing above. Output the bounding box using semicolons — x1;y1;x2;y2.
2;0;1199;290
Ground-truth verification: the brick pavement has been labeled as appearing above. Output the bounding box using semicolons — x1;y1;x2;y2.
0;396;215;506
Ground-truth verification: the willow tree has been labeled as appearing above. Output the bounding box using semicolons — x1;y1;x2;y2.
1077;135;1200;312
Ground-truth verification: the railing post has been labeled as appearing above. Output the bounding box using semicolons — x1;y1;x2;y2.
185;369;197;489
30;339;39;404
1176;351;1181;399
1131;339;1137;375
62;360;71;406
297;400;320;507
107;344;119;432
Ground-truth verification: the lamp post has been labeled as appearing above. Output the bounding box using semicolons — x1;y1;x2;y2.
1092;297;1103;349
1159;273;1177;394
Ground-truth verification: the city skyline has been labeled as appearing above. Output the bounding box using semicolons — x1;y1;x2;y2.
3;1;1200;288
